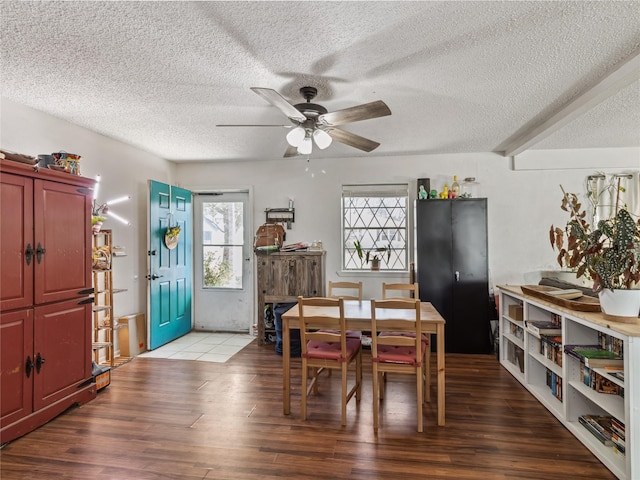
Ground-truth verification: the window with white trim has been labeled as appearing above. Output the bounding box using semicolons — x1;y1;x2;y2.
342;184;409;271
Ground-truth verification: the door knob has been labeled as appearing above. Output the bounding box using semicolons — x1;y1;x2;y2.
25;356;34;378
35;352;46;373
25;243;34;265
146;273;163;280
36;243;46;263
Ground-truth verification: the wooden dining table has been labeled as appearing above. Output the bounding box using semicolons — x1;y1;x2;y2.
281;299;446;426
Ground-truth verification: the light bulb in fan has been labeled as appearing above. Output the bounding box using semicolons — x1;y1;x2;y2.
286;127;306;147
313;129;332;149
297;136;313;155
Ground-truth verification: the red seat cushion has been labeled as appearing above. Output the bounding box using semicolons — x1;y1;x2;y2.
304;338;361;361
376;344;424;365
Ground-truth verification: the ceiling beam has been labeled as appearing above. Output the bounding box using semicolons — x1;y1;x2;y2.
503;50;640;157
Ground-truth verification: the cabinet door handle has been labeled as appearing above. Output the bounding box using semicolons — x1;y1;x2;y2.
77;297;95;305
78;287;95;295
455;271;460;282
25;243;34;265
36;243;46;264
25;356;34;378
35;352;46;373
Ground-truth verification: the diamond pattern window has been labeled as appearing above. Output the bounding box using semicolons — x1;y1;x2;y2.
342;184;409;271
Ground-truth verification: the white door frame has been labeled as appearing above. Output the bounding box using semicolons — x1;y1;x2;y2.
190;187;254;332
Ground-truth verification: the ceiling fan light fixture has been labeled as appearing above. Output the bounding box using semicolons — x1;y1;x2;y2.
313;129;332;149
298;136;313;155
286;126;306;147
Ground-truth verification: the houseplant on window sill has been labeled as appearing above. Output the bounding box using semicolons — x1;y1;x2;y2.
354;240;391;271
550;189;640;322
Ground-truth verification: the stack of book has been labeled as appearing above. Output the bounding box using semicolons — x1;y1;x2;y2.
564;345;624;369
580;364;624;397
578;414;625;455
545;368;562;401
539;335;562;366
525;318;561;338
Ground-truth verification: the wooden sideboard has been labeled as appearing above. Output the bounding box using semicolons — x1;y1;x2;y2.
255;251;326;346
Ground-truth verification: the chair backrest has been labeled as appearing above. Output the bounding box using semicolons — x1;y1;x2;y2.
370;298;423;363
382;282;419;300
328;281;363;300
298;296;348;355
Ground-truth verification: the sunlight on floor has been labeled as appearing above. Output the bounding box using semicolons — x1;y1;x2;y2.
138;332;255;363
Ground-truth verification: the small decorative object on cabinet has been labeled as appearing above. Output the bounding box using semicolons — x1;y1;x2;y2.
0;159;96;444
498;284;639;480
92;229;129;368
255;250;326;346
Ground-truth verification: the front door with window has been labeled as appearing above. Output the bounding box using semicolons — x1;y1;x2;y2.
193;192;252;332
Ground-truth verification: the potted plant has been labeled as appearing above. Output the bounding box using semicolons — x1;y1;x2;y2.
549;188;640;321
354;240;391;271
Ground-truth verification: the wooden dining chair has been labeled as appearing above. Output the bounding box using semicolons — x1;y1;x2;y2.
382;282;419;300
370;298;429;433
298;296;363;426
327;281;363;340
328;281;363;300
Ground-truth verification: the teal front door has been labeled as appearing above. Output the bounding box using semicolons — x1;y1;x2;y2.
148;180;192;349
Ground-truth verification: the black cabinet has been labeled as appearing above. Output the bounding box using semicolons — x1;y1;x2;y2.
415;199;490;353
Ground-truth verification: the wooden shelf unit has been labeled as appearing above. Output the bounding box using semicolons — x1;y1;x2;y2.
92;230;129;367
498;285;639;480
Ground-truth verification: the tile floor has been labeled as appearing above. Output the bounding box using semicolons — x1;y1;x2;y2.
138;331;256;363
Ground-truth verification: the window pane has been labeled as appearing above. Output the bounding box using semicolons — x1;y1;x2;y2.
202;201;244;288
342;184;408;271
203;201;244;245
203;246;243;288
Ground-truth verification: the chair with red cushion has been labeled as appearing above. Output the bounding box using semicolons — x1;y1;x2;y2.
298;296;363;426
382;282;419;300
326;281;363;339
370;298;428;432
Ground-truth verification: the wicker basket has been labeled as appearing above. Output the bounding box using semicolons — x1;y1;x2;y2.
92;246;111;270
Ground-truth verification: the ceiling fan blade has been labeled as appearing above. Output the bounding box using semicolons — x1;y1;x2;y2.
216;124;291;128
283;145;299;158
318;100;391;127
250;87;307;123
326;128;381;152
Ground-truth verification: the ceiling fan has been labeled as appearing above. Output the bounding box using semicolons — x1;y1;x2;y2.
217;86;391;157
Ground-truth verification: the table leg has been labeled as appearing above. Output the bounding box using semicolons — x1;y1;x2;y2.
283;318;291;415
436;323;445;426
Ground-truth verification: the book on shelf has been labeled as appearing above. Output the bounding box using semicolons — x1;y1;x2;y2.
578;415;614;446
525;320;562;337
603;367;624;382
564;345;624;368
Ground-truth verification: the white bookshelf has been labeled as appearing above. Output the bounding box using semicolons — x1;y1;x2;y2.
498;285;639;480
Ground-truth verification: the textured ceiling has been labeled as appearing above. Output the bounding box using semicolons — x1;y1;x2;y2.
2;1;639;162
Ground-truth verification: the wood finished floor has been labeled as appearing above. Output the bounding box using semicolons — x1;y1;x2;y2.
1;341;616;480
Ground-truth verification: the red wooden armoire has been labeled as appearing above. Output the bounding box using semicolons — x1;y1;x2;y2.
1;159;96;443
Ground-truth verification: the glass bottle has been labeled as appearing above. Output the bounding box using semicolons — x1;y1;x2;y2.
451;175;460;198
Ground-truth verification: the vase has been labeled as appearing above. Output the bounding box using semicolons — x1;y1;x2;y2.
370;258;380;271
598;289;640;323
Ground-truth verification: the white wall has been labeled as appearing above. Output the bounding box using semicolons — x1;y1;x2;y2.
176;152;639;300
3;98;637;316
1;98;175;318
